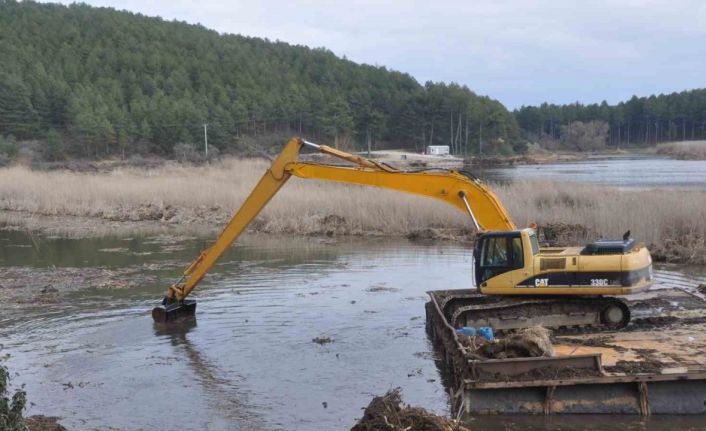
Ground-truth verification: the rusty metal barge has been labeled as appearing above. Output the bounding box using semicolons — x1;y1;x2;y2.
425;287;706;417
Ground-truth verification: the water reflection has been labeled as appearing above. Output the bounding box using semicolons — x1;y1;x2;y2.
153;319;268;430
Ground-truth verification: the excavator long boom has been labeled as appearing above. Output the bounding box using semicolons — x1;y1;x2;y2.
152;137;515;322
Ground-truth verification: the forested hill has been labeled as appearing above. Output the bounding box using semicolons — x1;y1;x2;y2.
514;89;706;150
0;1;521;160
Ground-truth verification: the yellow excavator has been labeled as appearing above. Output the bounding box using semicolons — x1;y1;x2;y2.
152;137;653;330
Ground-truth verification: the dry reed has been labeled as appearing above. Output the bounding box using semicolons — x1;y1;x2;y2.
0;158;704;261
656;141;706;160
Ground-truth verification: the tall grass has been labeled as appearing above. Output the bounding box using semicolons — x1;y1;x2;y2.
656;141;706;160
0;159;467;236
0;159;704;260
496;181;706;246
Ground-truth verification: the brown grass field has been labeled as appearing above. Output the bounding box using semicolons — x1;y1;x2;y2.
0;158;704;262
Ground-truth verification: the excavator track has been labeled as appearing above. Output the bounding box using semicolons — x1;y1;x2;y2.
438;291;630;333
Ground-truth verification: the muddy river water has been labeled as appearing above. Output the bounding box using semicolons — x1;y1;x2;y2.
1;230;706;430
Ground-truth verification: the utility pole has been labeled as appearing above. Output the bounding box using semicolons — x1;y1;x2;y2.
366;125;371;157
203;123;209;158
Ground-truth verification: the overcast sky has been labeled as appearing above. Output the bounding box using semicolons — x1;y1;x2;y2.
44;0;706;109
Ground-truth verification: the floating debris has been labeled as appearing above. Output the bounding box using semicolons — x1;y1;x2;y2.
351;388;469;431
312;336;334;345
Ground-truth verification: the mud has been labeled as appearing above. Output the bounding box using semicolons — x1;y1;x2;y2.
559;336;614;348
351;388;469;431
0;265;162;305
629;316;680;328
558;335;634;355
478;366;602;383
626;315;706;330
468;326;554;360
604;360;663;375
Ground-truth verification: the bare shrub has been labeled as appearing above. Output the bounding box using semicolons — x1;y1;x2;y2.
173;143;202;163
560;121;609;151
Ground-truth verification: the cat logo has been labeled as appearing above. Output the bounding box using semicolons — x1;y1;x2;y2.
534;278;549;287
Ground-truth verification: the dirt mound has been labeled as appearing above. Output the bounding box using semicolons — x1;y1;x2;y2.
474;326;554;360
351;388;469;431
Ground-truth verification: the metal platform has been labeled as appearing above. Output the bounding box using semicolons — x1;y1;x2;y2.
425;287;706;417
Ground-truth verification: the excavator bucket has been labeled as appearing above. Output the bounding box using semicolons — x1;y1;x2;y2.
152;300;197;323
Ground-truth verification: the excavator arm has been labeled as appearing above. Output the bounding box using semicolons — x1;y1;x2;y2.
152;137;515;322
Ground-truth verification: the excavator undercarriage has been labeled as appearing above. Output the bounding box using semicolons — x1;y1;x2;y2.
435;290;631;332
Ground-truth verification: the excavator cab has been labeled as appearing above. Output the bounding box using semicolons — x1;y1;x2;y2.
473;231;526;286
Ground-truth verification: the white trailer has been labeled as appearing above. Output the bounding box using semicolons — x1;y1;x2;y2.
426;145;450;156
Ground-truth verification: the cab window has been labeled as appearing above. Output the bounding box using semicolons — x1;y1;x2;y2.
529;232;540;255
512;237;524;269
481;237;508;267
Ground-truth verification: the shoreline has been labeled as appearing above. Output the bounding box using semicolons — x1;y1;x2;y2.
0;209;472;241
17;144;693;175
1;206;701;266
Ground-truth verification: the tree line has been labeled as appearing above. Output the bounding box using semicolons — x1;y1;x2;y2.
0;1;521;161
514;89;706;149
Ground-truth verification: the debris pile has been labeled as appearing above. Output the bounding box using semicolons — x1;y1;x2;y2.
351;388;469;431
460;325;554;360
25;415;68;431
650;233;706;265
